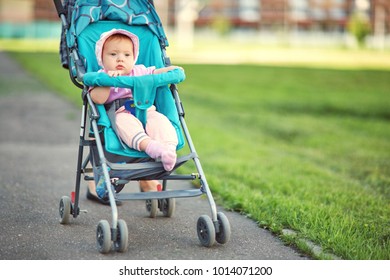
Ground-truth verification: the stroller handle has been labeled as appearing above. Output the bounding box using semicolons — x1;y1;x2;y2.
53;0;66;17
83;69;185;89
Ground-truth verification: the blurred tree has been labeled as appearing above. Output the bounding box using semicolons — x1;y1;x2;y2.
211;16;231;36
347;12;371;47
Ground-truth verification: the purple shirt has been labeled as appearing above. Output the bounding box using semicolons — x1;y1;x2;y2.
103;64;156;104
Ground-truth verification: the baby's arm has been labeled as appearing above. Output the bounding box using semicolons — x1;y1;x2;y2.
90;67;183;104
90;86;110;104
90;70;123;104
153;65;183;74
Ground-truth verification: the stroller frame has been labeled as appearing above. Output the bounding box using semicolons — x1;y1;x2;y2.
54;0;230;253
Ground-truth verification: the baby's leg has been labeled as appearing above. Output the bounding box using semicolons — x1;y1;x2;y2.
145;107;178;147
115;110;149;150
116;109;177;171
144;107;178;171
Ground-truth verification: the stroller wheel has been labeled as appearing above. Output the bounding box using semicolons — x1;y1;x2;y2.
215;212;231;244
197;215;216;247
114;219;128;253
146;199;158;218
115;184;125;194
161;197;176;218
96;220;111;254
59;196;72;224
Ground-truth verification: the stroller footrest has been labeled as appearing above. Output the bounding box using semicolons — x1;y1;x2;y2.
116;189;203;201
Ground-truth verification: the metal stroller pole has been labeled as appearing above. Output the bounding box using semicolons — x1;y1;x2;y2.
86;94;119;230
72;98;89;218
171;85;218;223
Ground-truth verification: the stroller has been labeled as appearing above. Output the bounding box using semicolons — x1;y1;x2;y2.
54;0;231;254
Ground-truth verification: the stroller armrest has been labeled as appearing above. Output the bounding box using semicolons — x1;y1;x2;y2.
153;69;186;86
82;69;185;88
83;69;185;126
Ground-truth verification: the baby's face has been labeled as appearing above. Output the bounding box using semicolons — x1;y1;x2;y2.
102;37;135;75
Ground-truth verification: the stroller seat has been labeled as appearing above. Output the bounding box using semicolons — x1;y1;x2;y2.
79;21;185;158
79;21;192;182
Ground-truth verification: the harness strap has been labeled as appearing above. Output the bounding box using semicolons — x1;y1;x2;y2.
104;97;136;150
104;97;134;112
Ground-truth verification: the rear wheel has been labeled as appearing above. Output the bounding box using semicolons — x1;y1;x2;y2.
146;199;158;218
59;196;71;224
161;197;175;217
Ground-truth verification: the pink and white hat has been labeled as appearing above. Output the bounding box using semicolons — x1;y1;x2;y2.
95;28;140;68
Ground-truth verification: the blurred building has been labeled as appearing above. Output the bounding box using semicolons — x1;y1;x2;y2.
34;0;59;20
0;0;59;37
0;0;57;22
182;0;390;34
0;0;389;37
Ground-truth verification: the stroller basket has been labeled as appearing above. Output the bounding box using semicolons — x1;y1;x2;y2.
55;0;231;254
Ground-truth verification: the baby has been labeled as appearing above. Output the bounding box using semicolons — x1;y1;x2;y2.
90;29;183;172
89;29;184;200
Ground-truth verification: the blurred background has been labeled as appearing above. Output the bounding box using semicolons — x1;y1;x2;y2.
0;0;389;51
1;1;389;260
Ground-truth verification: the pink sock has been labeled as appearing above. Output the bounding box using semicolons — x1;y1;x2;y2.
161;144;177;172
145;140;177;171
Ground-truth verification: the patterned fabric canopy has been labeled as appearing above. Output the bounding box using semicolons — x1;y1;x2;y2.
66;0;168;49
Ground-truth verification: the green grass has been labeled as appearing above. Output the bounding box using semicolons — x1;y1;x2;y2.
177;65;390;259
7;51;390;260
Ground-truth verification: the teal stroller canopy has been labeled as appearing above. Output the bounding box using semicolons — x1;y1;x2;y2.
66;0;168;49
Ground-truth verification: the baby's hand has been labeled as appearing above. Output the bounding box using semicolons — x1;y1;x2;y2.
107;70;124;77
170;65;184;71
153;65;184;75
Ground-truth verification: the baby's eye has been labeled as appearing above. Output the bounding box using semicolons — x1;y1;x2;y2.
110;53;117;56
125;53;132;57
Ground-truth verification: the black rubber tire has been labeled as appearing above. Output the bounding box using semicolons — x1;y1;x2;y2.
215;212;231;244
114;219;128;253
96;220;111;254
197;215;216;247
59;196;71;224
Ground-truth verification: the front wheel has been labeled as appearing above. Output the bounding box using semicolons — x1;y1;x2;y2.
197;215;216;247
96;220;111;254
215;212;231;244
114;219;128;253
59;196;71;224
